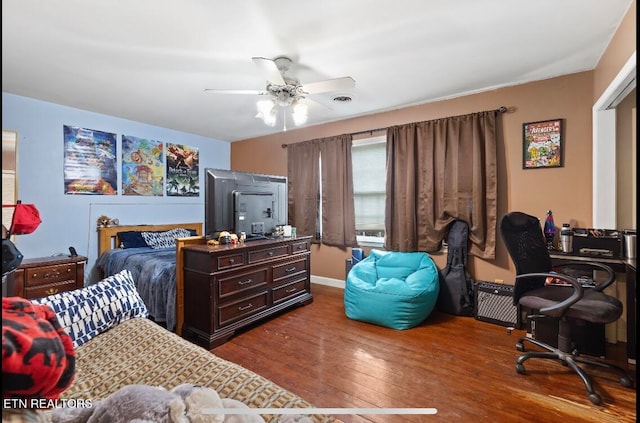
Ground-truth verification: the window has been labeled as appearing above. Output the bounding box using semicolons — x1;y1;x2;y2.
351;135;386;245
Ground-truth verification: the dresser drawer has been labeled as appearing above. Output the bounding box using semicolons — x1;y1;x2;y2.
25;280;78;299
218;291;269;327
217;253;245;271
218;267;268;299
24;263;77;287
248;245;289;263
291;239;310;254
272;258;308;283
272;278;307;304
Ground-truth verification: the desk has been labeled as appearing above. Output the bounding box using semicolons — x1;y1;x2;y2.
550;252;635;364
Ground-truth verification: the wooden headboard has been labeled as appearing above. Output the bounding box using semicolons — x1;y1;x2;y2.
96;222;205;336
97;222;203;255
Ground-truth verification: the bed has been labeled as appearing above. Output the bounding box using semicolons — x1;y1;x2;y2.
95;222;206;335
3;271;339;423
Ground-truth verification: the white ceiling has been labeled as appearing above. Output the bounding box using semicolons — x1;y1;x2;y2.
2;0;633;142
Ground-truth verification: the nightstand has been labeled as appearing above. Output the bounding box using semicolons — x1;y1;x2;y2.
11;255;87;299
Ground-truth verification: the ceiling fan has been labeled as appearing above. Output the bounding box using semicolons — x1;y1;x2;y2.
204;56;356;128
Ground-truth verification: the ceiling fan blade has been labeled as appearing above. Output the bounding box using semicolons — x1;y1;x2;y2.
204;89;268;95
251;57;286;86
301;76;355;95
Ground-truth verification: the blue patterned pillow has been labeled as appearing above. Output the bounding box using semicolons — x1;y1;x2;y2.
141;228;194;249
32;269;148;347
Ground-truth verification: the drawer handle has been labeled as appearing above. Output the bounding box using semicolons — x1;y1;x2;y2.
238;279;253;285
285;267;297;272
285;287;297;293
267;251;274;256
238;303;253;311
229;258;235;264
45;288;59;295
297;245;305;250
39;270;61;279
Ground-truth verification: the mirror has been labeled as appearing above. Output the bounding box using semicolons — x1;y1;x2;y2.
2;130;18;238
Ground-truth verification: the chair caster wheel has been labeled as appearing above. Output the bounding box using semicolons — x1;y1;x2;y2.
515;363;526;374
620;376;633;388
516;342;524;352
588;393;602;405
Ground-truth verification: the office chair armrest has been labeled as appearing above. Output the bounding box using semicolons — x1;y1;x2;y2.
552;260;616;292
515;272;583;315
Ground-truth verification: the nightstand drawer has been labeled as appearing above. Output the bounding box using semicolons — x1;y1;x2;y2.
24;263;77;287
25;280;78;298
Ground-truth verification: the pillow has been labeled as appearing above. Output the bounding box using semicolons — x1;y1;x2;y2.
141;228;195;249
32;269;148;348
117;231;149;249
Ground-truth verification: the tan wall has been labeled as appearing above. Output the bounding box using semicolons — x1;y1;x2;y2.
231;71;596;283
593;0;636;102
231;3;636;284
616;88;637;229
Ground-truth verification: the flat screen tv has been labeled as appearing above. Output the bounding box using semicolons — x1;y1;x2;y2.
204;168;288;240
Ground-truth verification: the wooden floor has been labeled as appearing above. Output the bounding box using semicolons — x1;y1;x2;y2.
212;284;636;423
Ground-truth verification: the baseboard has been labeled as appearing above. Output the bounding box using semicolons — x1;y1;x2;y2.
311;275;345;289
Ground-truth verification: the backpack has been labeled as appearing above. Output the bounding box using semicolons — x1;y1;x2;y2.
436;219;475;316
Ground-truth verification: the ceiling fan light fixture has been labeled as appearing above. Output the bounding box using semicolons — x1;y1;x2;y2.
256;100;277;126
292;102;308;126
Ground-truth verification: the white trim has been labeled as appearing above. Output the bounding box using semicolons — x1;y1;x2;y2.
311;275;345;289
592;51;636;228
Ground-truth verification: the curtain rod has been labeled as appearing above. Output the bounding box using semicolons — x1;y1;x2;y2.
281;106;508;148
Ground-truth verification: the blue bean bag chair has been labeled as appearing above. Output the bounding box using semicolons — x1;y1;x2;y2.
344;249;440;330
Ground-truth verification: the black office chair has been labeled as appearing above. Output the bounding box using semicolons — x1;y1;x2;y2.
499;211;634;405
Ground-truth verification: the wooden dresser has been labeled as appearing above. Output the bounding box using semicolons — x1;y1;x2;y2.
182;236;313;349
11;255;87;299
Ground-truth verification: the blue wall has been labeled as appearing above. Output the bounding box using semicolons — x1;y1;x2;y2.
2;93;230;282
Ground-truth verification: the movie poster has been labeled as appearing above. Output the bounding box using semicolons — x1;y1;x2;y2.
165;143;199;197
122;135;164;196
63;125;117;195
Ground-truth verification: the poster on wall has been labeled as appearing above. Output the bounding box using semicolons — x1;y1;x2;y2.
122;135;164;196
522;119;563;169
63;125;117;195
165;143;199;197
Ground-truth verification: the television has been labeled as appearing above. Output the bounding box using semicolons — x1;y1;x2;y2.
204;168;288;240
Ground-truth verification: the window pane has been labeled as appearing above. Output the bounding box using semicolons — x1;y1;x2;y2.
352;136;386;241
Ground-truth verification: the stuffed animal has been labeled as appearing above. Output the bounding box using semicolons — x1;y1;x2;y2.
50;383;265;423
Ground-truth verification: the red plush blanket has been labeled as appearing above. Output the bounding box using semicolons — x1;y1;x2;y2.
2;297;75;400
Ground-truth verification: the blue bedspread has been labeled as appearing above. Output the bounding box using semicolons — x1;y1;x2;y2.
94;247;177;331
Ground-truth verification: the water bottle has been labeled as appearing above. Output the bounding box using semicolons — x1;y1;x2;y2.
560;223;574;253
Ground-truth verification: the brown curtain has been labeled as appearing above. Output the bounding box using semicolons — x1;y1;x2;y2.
287;140;320;239
385;110;498;259
319;135;357;247
287;135;357;247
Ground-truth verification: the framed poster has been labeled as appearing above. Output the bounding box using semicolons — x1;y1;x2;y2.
166;143;199;196
63;125;117;194
522;119;563;169
122;135;164;196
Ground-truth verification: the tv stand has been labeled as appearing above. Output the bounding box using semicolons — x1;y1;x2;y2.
181;236;313;349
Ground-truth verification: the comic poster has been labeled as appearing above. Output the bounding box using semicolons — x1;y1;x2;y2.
166;143;199;196
63;125;117;195
522;119;563;169
122;135;164;196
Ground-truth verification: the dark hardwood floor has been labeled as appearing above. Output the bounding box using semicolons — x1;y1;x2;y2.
212;284;636;423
